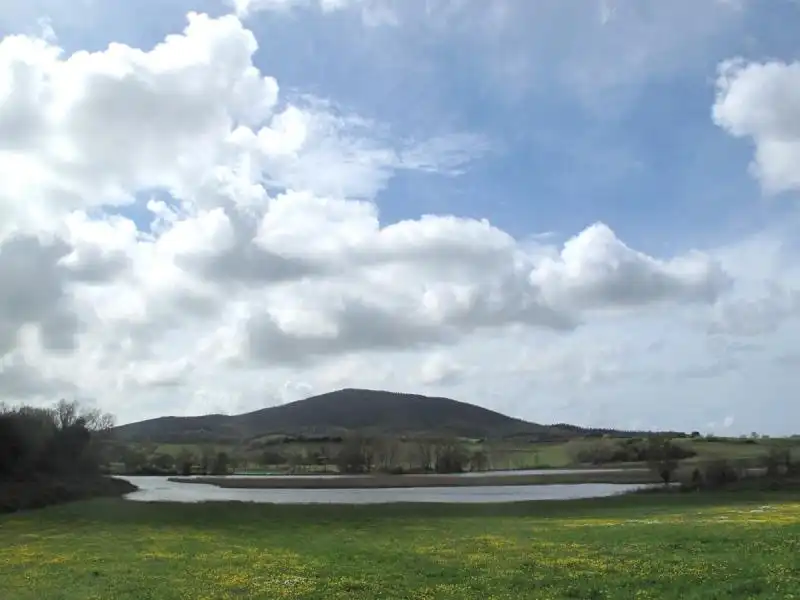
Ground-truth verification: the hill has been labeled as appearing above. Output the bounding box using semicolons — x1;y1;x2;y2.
113;388;586;444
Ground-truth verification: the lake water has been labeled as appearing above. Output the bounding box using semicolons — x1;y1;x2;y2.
224;468;641;480
119;476;650;504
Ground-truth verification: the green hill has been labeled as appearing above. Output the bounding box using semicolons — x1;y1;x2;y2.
113;388;586;444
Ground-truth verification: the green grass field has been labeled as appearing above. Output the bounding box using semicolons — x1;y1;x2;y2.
2;492;799;599
139;437;799;474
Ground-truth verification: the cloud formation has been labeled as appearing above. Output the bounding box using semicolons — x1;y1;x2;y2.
714;58;800;193
0;6;798;434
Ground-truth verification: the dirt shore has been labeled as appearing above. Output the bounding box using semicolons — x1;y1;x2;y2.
169;470;657;489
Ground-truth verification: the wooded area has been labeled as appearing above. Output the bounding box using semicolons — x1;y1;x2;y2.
0;400;133;513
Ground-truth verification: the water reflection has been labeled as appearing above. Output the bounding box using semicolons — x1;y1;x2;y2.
120;476;650;504
445;468;640;477
192;468;641;480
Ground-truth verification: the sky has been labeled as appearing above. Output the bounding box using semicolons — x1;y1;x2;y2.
1;0;800;434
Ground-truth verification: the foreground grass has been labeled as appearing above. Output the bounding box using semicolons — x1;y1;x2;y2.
1;492;799;599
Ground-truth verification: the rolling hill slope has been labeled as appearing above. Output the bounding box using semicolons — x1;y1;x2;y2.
113;388;576;443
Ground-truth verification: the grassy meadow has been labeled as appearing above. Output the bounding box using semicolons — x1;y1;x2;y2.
135;435;800;475
2;492;799;599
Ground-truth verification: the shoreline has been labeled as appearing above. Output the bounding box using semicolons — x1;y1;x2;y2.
169;470;659;489
0;476;138;514
230;464;648;477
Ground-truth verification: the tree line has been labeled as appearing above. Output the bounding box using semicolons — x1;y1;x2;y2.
108;434;490;476
0;400;114;480
568;436;697;466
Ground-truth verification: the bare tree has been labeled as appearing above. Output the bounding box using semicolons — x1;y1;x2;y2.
83;409;116;433
52;400;115;433
199;445;214;475
54;399;79;430
361;437;375;472
211;451;230;475
1;400;116;478
415;438;437;472
335;435;375;474
470;448;490;472
374;437;400;472
176;448;195;476
434;439;469;473
315;445;332;472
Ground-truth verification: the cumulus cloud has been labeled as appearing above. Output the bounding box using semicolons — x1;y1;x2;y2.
0;9;795;433
530;223;731;310
713;58;800;193
709;286;800;336
0;12;279;230
0;234;83;355
418;353;464;386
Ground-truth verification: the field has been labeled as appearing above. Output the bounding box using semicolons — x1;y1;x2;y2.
2;492;799;599
135;437;800;475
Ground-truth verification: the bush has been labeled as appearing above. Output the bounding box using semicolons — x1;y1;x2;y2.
0;476;137;514
434;442;469;474
703;460;740;489
1;401;114;479
259;450;288;466
383;466;407;475
335;436;374;474
569;437;696;465
646;438;683;485
470;449;490;472
0;400;125;512
762;447;790;477
211;452;230;475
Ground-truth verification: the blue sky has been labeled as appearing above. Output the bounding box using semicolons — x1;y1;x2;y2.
29;0;793;251
2;0;800;432
6;0;793;249
234;0;790;250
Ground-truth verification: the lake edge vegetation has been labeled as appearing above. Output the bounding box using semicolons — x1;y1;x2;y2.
3;396;800;514
0;400;136;513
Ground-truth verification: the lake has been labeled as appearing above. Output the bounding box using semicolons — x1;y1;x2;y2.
214;467;641;480
119;476;651;504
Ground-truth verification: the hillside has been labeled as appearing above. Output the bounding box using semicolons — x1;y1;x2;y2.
113;388;581;444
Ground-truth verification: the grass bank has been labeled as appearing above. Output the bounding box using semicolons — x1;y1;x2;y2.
1;491;798;599
0;476;137;514
170;470;657;489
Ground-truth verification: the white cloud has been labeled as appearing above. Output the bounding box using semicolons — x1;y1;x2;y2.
530;223;731;310
238;104;488;199
418;353;464;386
0;11;279;228
713;58;800;193
0;9;798;435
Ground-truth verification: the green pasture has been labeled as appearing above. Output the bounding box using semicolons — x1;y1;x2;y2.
2;491;799;599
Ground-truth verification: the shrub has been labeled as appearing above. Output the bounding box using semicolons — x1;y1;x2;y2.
434;442;469;474
0;476;137;514
259;450;287;466
569;437;696;466
335;436;374;474
703;460;740;489
646;438;684;485
762;447;790;477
